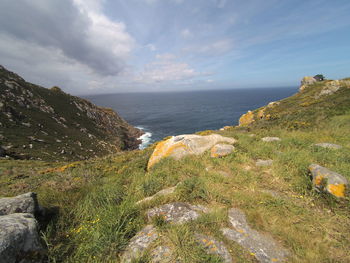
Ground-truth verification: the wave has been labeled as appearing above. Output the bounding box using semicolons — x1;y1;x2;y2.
136;126;153;149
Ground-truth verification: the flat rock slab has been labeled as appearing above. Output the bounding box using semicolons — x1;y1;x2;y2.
211;144;235;158
261;137;281;142
194;233;233;263
309;164;349;197
137;186;177;205
147;202;208;224
314;143;342;149
256;159;273;167
0;192;39;216
121;225;159;263
147;134;236;169
221;208;289;263
0;213;45;263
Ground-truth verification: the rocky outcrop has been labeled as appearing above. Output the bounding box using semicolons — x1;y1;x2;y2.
0;193;46;263
239;110;255;126
0;65;142;161
309;164;349;197
147;134;236;169
222;208;289;263
299;76;317;92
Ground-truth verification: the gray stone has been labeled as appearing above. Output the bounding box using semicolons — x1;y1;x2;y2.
221;208;289;263
151;246;173;263
0;192;40;216
121;225;158;263
211;144;235;158
309;164;349;197
137;186;177;205
261;137;281;142
256;159;273;167
314;143;342;150
194;233;233;263
147;202;207;224
0;213;45;263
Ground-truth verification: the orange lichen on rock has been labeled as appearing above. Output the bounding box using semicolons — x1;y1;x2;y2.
239;111;255;126
257;108;265;119
314;175;324;186
327;184;346;198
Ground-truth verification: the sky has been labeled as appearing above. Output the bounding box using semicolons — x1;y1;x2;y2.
0;0;350;94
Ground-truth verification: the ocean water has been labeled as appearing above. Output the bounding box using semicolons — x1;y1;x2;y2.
85;88;297;149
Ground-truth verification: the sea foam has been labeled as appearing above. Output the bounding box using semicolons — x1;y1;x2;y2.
136;126;153;149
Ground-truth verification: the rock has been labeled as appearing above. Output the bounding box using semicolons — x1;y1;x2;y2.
121;225;158;263
137;186;177;205
309;164;349;197
0;146;6;157
314;143;342;150
194;233;233;263
147;134;236;169
210;144;235;158
0;192;40;216
261;137;281;142
151;246;173;263
317;80;341;97
147;202;208;224
239;110;255;126
267;101;280;108
299;76;317;92
222;208;289;263
256;159;273;167
0;213;45;263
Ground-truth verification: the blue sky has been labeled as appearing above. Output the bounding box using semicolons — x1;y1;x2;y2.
0;0;349;94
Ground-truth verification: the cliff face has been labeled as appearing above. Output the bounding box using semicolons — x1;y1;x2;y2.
0;65;142;161
238;76;350;129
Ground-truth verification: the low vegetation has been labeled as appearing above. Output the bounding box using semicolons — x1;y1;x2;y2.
1;78;350;262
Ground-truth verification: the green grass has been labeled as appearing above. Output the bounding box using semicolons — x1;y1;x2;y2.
1;80;350;262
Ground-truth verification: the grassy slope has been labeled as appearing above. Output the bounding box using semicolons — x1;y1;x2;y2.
0;80;350;262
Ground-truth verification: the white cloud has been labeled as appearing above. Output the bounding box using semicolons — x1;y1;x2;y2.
135;53;199;83
181;29;192;39
183;39;233;55
146;44;157;51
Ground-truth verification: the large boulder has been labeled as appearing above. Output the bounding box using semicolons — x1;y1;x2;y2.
147;134;236;169
309;164;349;197
0;192;40;216
0;213;45;263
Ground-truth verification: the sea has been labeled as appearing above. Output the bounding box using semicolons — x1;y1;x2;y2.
85;87;297;149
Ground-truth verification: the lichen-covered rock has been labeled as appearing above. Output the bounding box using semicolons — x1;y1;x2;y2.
121;225;158;263
261;137;281;142
314;143;342;150
194;233;233;263
0;192;40;216
150;246;174;263
137;186;177;205
147;202;208;224
147;134;236;169
299;76;317;92
256;159;273;167
239;110;255;126
210;144;235;158
221;208;289;263
309;164;349;197
0;213;45;263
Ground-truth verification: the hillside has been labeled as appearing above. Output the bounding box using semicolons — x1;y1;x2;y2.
0;65;142;161
0;76;350;263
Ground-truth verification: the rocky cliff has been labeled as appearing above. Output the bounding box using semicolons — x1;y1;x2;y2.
0;65;142;161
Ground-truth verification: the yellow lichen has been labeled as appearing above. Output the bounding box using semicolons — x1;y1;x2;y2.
314;175;324;186
239;111;255;126
328;184;346;197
